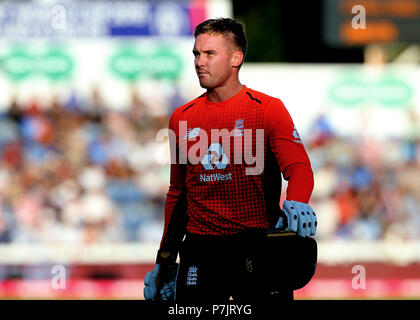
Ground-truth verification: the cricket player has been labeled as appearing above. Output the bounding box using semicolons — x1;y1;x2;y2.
144;17;317;302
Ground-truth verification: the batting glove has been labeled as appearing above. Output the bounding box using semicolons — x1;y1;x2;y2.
144;263;178;300
275;200;317;237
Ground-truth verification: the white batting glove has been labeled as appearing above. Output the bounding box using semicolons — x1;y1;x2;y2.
275;200;317;237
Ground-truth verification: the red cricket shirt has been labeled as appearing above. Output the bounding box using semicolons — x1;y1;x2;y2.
159;85;313;253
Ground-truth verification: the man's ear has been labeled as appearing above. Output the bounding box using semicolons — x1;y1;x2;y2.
232;51;244;68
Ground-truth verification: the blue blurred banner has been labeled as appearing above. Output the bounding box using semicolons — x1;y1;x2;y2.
0;0;208;38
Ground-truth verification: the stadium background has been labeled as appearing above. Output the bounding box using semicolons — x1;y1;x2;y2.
0;0;420;299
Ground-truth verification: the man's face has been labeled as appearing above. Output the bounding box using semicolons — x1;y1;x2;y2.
193;33;238;89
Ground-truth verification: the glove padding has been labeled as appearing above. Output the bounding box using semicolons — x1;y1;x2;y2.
144;263;178;300
275;200;317;237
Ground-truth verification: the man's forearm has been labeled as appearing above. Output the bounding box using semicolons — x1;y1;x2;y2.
283;162;314;203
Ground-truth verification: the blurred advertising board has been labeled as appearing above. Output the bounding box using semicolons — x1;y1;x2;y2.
1;243;420;299
0;39;199;114
323;0;420;46
0;0;232;38
0;0;233;113
1;50;419;139
241;64;420;140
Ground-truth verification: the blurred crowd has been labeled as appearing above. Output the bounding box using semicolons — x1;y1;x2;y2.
0;85;182;244
0;84;420;245
308;111;420;241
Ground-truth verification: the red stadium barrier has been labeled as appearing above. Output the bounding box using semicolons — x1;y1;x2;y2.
1;263;419;299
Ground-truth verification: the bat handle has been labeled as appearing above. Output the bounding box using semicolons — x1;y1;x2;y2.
279;209;289;231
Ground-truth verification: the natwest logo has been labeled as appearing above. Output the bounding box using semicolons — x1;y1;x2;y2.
201;143;229;170
200;172;233;183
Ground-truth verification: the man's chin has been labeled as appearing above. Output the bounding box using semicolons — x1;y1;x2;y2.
199;82;209;89
198;80;214;89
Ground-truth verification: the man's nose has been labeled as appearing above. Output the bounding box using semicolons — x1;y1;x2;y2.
195;55;204;68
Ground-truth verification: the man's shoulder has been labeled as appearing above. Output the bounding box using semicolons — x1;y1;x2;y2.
244;87;284;106
172;94;205;116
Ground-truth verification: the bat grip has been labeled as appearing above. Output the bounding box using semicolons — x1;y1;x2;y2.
279;209;289;231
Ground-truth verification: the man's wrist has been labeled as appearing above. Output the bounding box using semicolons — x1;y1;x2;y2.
156;249;177;265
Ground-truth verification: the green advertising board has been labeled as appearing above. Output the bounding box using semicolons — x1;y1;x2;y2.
328;73;413;108
109;47;183;81
1;48;74;81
